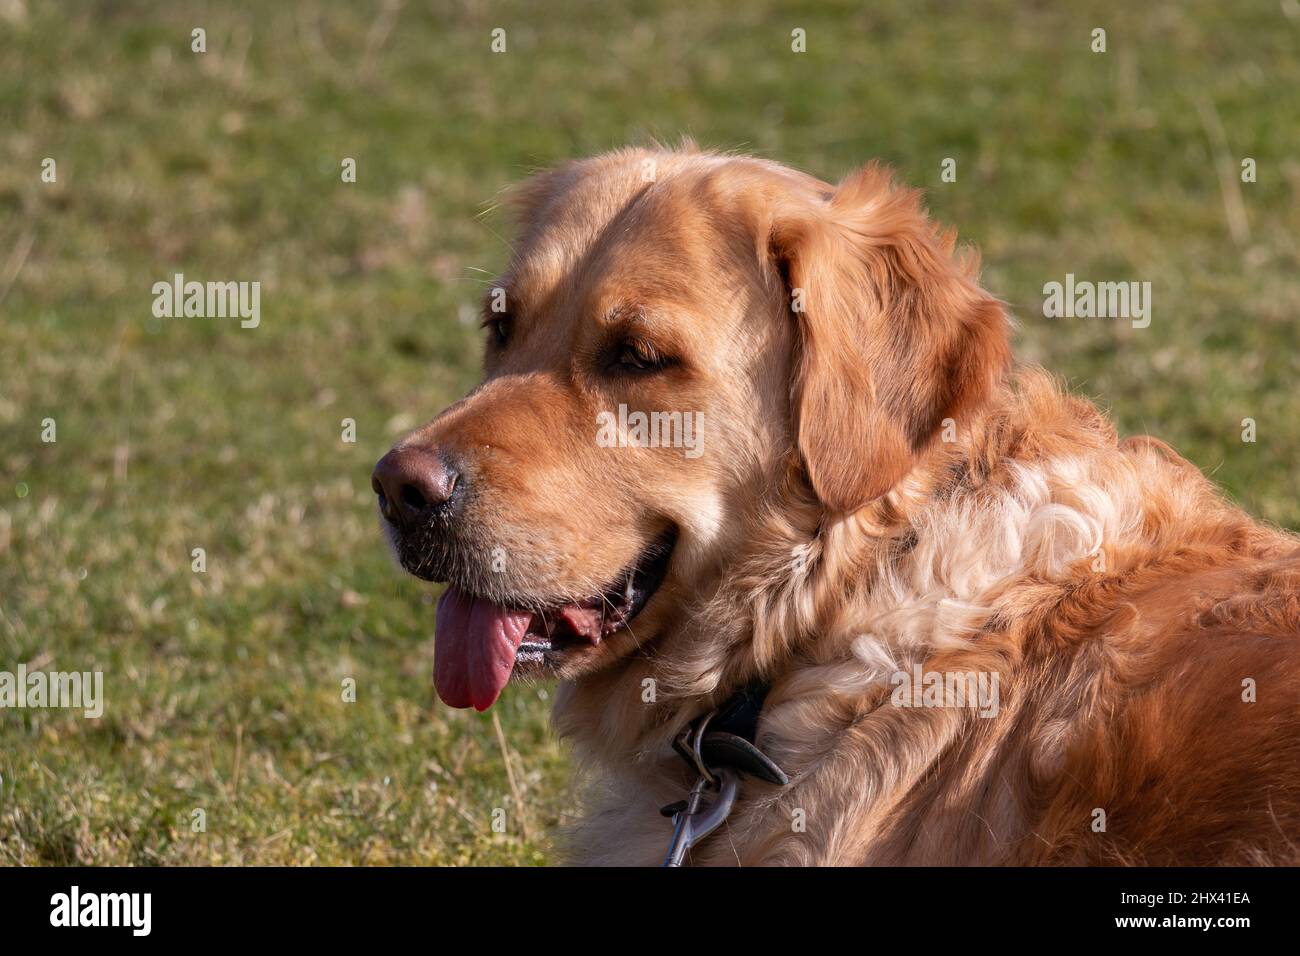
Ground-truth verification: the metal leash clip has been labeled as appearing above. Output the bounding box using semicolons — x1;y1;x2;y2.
661;708;737;867
661;767;739;867
660;685;789;867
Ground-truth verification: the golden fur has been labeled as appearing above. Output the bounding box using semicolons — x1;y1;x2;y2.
393;145;1300;865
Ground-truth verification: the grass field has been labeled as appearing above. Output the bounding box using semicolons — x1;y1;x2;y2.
1;0;1298;865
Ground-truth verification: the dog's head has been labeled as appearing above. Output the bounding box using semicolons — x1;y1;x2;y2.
373;147;1009;711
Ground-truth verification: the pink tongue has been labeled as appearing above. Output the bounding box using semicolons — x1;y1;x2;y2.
434;586;532;711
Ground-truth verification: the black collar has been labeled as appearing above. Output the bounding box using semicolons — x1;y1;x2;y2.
671;680;789;788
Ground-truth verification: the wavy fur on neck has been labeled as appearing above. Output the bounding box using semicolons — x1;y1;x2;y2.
555;369;1300;865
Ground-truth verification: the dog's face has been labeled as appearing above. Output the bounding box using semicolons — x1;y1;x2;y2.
374;148;1008;711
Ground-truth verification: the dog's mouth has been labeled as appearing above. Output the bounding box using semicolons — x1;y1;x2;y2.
432;529;676;711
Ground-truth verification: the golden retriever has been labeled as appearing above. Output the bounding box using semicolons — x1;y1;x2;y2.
373;144;1300;865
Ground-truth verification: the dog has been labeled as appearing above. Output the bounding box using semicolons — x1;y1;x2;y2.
373;145;1300;865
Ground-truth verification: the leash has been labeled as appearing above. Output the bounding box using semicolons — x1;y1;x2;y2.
660;681;789;866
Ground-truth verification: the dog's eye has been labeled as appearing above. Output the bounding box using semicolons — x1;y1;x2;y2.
615;338;672;372
484;316;512;348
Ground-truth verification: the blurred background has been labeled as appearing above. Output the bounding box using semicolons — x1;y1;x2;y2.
1;0;1297;864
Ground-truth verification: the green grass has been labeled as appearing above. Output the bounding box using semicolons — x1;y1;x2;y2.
1;0;1297;864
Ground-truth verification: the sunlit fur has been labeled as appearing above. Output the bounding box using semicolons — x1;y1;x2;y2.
403;144;1300;865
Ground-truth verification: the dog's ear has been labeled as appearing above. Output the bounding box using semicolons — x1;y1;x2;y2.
768;164;1010;513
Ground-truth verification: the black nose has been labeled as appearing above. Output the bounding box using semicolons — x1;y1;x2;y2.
371;445;462;526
